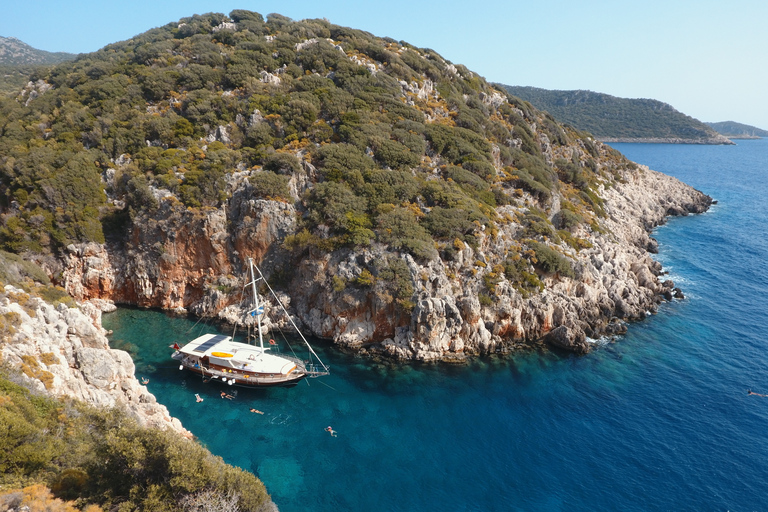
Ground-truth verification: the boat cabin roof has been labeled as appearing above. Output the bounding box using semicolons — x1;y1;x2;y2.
178;333;297;374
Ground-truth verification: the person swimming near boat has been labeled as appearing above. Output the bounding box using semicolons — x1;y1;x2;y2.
325;426;337;437
221;391;234;400
748;389;768;397
195;394;204;402
250;408;264;414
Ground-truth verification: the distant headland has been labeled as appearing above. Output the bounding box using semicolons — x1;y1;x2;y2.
498;85;735;145
705;121;768;139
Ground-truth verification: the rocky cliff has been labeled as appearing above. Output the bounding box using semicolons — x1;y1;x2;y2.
0;286;190;435
0;11;713;362
56;156;710;361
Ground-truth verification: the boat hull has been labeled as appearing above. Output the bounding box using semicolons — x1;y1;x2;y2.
176;359;307;388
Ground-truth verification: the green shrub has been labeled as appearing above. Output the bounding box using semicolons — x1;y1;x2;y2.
425;124;491;164
555;208;584;230
354;269;375;287
360;170;419;211
33;285;77;309
580;188;606;217
306;181;368;234
313;143;374;183
422;206;480;242
528;241;576;278
263;152;303;175
372;138;421;170
503;255;544;296
0;251;51;286
376;257;414;309
332;275;347;292
478;293;494;307
0;368;270;510
525;219;555;239
250;171;291;200
376;206;437;260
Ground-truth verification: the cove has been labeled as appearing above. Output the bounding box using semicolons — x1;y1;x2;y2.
104;139;768;511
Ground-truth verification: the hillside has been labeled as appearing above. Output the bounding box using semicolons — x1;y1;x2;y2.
500;85;732;144
0;36;77;96
0;36;77;66
706;121;768;139
0;249;276;511
0;11;711;364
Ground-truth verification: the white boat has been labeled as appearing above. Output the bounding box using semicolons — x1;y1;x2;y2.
171;258;329;387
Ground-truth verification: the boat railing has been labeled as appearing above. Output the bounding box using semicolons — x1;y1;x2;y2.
306;364;330;378
280;354;307;367
200;366;303;383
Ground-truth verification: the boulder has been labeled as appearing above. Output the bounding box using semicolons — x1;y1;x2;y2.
543;325;590;354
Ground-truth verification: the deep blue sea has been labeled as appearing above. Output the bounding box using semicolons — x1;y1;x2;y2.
104;139;768;512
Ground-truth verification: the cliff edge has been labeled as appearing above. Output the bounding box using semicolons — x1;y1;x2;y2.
0;288;190;435
57;158;711;361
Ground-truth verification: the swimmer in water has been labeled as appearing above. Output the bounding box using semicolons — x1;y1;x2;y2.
325;426;337;437
748;389;768;397
141;377;150;385
195;394;204;403
250;408;264;414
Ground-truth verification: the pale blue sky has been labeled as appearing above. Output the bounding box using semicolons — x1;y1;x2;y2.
2;0;766;129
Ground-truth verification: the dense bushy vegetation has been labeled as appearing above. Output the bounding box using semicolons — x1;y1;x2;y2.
0;11;636;297
0;37;77;95
502;85;723;140
0;368;270;511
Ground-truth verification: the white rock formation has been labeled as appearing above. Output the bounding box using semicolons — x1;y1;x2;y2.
0;286;191;437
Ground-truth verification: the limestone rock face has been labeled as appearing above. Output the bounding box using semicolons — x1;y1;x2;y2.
543;325;589;354
56;160;711;361
0;286;189;436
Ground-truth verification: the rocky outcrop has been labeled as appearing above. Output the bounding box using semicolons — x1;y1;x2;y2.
0;286;190;436
543;325;589;354
57;158;711;361
263;164;710;360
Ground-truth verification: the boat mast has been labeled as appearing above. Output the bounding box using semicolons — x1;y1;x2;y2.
247;258;265;351
253;263;331;374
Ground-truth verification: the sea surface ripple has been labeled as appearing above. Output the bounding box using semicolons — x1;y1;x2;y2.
104;139;768;511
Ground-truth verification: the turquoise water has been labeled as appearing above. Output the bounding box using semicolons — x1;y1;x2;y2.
104;139;768;511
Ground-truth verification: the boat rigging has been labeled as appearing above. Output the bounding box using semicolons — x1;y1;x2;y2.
171;258;329;387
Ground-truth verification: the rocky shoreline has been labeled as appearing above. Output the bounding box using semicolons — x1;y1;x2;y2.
52;159;712;362
328;164;712;359
0;288;190;436
0;287;281;511
598;136;734;145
